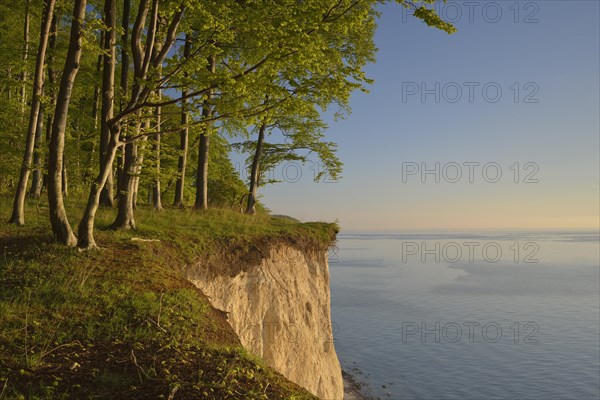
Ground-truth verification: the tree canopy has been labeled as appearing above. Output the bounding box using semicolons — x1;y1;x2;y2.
0;0;454;249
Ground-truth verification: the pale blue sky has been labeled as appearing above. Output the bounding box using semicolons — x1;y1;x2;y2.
238;1;600;230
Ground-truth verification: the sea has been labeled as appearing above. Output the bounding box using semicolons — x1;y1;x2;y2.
329;230;600;400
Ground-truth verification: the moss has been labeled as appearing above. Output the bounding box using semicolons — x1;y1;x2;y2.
0;198;328;399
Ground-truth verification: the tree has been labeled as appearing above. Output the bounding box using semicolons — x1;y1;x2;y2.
173;33;191;207
30;11;59;199
194;55;216;210
234;107;342;215
78;0;185;247
19;0;31;118
9;0;56;225
37;13;60;199
47;0;87;246
151;85;164;211
98;0;117;207
244;121;266;214
28;101;45;198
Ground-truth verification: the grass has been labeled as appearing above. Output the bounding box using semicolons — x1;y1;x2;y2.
0;196;337;399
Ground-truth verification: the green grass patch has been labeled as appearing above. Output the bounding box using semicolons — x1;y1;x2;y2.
0;197;332;399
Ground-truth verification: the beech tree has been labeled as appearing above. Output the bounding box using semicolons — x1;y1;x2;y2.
151;84;164;211
78;0;185;247
98;0;117;207
173;33;191;207
34;13;59;200
29;11;59;200
193;55;216;210
19;0;31;118
47;0;87;246
9;0;56;225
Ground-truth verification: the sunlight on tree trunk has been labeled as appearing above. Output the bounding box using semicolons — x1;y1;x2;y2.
99;0;117;208
48;0;87;246
245;122;267;215
194;55;216;210
29;104;45;199
152;88;163;211
9;0;56;225
19;0;30;119
173;34;191;208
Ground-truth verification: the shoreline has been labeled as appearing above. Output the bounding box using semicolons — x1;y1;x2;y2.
343;369;377;400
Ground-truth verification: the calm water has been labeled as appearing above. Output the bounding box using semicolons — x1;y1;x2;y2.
330;231;600;400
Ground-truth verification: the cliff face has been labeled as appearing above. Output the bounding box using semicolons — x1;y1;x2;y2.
186;242;343;400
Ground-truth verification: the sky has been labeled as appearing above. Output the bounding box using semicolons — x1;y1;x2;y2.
236;0;600;231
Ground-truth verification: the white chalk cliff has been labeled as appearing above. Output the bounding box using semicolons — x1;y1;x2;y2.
186;243;343;400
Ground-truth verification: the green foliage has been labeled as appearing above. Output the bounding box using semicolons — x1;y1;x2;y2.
397;0;457;34
0;0;454;213
207;134;248;207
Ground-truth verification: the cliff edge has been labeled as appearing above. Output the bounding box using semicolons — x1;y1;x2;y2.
187;240;343;400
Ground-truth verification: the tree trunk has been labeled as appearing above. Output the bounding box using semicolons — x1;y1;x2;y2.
246;122;267;215
48;0;87;246
9;0;56;225
83;33;103;184
99;0;117;207
195;129;210;210
112;144;137;229
194;55;216;210
77;124;121;249
120;0;130;109
29;105;45;199
132;127;148;210
20;0;30;118
173;34;191;207
152;91;163;211
116;0;130;196
62;157;68;197
112;117;140;230
92;32;103;130
42;14;59;194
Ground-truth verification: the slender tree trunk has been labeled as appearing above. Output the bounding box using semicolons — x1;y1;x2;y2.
29;104;45;198
86;29;104;181
120;0;130;108
42;14;58;194
9;0;56;225
92;31;104;131
113;114;146;229
132;127;148;209
195;125;210;210
99;0;117;207
112;119;140;230
173;34;191;207
20;0;30;118
116;0;130;195
152;91;163;210
246;122;267;215
62;157;68;197
194;55;216;210
77;124;121;249
48;0;87;246
84;35;103;183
